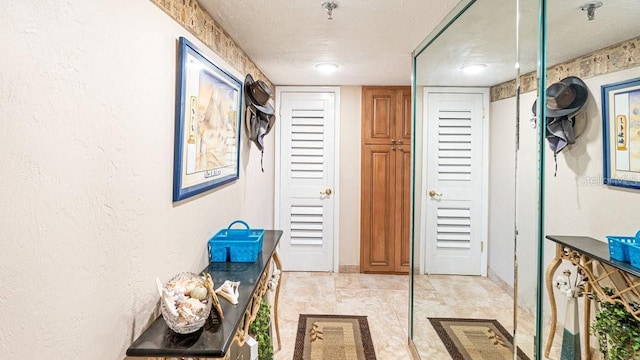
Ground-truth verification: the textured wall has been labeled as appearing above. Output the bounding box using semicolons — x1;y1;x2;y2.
338;86;362;268
542;66;640;333
0;1;274;358
149;0;273;89
489;67;640;320
491;36;640;101
488;97;517;288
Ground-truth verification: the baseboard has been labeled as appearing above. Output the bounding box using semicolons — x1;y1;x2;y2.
488;268;514;298
338;265;360;273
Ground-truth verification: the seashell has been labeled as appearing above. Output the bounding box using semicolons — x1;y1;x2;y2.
190;285;208;300
177;306;194;320
215;280;240;305
178;278;200;295
179;297;207;314
161;289;179;317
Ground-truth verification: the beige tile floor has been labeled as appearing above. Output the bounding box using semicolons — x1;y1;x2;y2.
271;272;563;360
412;274;546;359
272;272;412;360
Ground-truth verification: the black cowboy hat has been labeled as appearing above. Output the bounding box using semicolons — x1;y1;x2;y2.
244;74;274;115
546;76;589;117
532;76;589;154
533;76;589;118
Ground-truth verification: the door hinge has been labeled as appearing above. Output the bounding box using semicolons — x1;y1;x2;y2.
481;241;484;252
482;107;485;119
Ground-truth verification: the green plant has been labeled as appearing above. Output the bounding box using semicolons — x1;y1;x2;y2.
249;300;273;360
591;289;640;360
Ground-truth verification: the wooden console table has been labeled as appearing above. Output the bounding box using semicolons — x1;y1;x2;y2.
126;230;283;360
545;235;640;359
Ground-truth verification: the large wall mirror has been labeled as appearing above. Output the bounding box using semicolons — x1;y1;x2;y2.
541;1;640;359
410;0;541;358
411;0;640;359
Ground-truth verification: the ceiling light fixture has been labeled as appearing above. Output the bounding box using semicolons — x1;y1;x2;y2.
461;64;487;75
314;63;339;74
321;1;338;20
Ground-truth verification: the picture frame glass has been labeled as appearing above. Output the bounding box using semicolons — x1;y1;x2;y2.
173;37;242;201
603;77;640;189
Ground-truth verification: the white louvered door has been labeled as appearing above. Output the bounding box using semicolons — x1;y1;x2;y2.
425;91;486;275
277;91;336;271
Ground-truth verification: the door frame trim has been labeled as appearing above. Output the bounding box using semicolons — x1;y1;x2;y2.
419;87;489;276
274;86;341;273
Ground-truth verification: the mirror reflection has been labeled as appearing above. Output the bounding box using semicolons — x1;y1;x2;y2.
542;1;640;359
410;0;539;358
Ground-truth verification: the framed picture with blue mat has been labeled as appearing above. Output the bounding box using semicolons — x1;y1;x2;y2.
173;37;243;201
602;77;640;189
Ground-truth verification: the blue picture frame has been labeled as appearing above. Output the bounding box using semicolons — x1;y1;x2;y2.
173;37;243;201
602;77;640;190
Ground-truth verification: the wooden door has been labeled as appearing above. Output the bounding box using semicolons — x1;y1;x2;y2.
395;145;411;272
397;89;412;145
360;86;411;273
362;87;411;144
395;90;412;272
361;144;396;272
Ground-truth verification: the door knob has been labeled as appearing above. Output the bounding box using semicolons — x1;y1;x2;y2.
321;188;333;196
428;190;442;197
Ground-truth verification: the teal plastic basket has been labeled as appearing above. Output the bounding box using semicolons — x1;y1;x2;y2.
607;231;640;262
629;244;640;269
208;220;264;263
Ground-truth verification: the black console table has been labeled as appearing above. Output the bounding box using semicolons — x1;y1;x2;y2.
126;230;283;360
545;235;640;360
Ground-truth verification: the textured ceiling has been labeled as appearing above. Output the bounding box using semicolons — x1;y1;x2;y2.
199;0;460;86
201;0;640;88
417;0;640;88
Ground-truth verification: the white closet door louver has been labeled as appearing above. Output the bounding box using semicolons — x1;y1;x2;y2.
290;108;325;179
290;205;324;245
437;111;472;181
436;206;471;249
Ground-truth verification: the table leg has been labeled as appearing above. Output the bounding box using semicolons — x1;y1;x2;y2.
583;268;592;360
544;245;563;358
272;251;283;351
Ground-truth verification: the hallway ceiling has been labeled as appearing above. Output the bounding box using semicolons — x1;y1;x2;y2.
201;0;640;87
199;0;460;86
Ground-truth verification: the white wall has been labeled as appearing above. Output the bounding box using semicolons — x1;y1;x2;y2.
488;90;540;313
338;86;362;267
543;67;640;319
544;67;640;238
0;1;274;358
488;97;517;286
516;90;541;313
